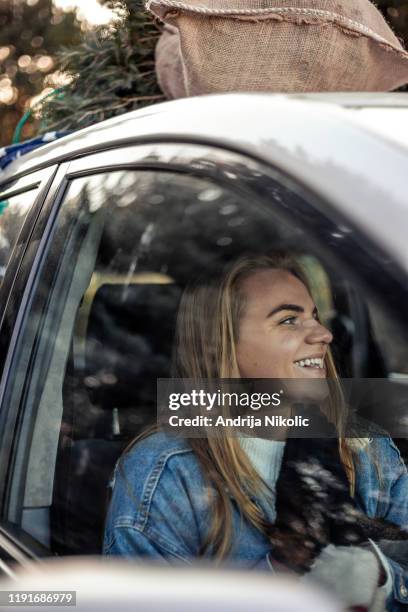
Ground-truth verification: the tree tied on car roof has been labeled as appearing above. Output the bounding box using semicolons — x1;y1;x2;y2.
40;0;164;134
39;0;407;134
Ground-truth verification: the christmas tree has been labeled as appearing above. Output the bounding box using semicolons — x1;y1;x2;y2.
40;0;164;133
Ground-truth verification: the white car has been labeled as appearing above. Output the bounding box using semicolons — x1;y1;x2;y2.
0;92;406;571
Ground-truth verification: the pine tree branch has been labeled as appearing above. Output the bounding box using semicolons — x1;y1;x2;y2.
40;1;164;133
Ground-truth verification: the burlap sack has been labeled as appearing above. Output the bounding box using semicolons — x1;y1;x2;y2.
147;0;408;97
155;24;187;99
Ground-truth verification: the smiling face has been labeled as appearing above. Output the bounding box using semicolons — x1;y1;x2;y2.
236;268;333;379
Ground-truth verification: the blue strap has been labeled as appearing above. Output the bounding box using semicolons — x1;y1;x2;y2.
0;131;69;172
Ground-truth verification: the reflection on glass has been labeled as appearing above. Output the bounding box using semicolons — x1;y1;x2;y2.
0;189;37;282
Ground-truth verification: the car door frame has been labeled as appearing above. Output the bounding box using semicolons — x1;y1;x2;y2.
0;163;70;521
0;138;407;564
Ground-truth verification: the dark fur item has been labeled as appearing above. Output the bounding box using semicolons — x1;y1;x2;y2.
268;423;408;573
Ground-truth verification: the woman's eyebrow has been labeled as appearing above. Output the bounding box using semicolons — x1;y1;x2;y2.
266;304;318;318
266;303;304;318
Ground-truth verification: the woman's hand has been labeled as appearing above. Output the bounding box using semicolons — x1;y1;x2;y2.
302;544;386;611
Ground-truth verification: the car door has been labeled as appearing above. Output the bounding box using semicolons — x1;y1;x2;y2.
0;165;62;574
0;140;406;569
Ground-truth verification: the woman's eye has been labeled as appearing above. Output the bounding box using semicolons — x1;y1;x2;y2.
279;316;298;326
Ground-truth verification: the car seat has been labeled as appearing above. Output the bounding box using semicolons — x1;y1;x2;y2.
51;283;182;555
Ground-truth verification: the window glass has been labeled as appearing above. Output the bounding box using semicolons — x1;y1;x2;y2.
367;299;408;377
4;157;408;555
0;189;38;282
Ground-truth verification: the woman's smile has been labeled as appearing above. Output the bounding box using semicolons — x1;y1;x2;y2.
293;355;327;377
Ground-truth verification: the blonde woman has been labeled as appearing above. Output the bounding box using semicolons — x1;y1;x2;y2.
104;253;408;611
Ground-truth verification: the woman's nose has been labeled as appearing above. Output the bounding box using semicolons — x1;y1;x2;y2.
304;319;333;345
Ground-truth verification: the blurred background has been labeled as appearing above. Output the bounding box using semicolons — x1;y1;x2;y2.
0;0;113;144
0;0;407;147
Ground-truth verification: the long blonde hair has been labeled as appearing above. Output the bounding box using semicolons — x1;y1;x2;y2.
172;252;355;560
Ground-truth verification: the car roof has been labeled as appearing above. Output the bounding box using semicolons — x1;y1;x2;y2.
1;92;408;185
2;92;408;274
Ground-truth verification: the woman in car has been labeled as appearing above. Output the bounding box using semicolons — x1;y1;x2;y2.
104;252;408;611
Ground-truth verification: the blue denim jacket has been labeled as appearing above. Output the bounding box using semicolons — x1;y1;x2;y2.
104;433;408;610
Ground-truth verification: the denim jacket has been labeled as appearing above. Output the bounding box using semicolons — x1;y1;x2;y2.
104;433;408;610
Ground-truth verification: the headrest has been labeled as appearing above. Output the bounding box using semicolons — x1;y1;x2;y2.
85;283;182;411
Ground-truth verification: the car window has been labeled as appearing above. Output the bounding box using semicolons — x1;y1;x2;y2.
3;148;408;555
0;188;39;284
367;300;408;378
